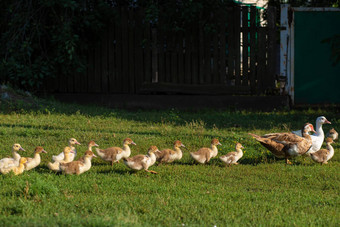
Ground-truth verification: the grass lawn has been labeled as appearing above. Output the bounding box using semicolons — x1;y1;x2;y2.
0;98;339;226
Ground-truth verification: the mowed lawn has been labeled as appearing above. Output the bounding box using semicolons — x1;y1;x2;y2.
0;100;339;226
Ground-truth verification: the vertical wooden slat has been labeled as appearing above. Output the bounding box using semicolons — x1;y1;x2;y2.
185;27;192;84
108;24;115;92
128;9;135;92
165;35;171;83
267;6;276;89
93;44;101;93
199;18;204;84
242;6;249;86
204;33;211;84
257;27;266;93
151;27;158;83
121;7;129;93
249;6;257;93
134;8;144;92
115;10;123;93
227;8;235;83
144;19;151;84
213;29;219;84
219;10;227;84
101;30;109;93
192;26;199;84
87;48;94;93
235;6;241;86
171;34;178;83
178;31;184;84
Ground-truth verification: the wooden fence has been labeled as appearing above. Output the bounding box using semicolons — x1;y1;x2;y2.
45;6;277;95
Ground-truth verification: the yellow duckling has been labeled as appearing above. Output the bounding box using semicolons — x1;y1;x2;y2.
59;150;97;175
190;138;222;164
123;145;158;174
310;138;335;164
24;146;47;171
1;157;27;175
0;144;25;170
48;147;75;172
219;143;244;166
154;140;185;164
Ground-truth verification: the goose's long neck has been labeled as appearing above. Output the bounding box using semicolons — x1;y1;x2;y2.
315;121;324;137
33;152;41;161
122;144;131;155
83;157;92;167
12;150;21;161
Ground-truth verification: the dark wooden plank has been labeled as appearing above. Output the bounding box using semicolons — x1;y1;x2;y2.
227;8;235;83
192;26;199;84
121;7;129;93
108;23;115;92
165;35;171;83
134;8;144;91
234;6;241;86
257;27;266;93
198;21;204;84
184;27;192;84
115;8;123;93
242;6;249;86
144;18;152;84
171;34;178;83
101;30;109;93
140;82;251;95
213;29;219;84
151;27;158;83
178;31;184;84
204;32;211;84
267;6;277;89
219;10;227;84
93;43;102;93
249;6;257;93
128;9;135;93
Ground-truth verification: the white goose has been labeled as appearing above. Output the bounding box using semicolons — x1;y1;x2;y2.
292;116;331;154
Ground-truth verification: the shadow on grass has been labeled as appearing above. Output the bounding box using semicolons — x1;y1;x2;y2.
1;96;338;131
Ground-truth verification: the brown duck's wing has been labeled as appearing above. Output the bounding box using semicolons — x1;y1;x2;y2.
77;156;85;162
194;147;211;156
61;161;84;174
264;133;305;143
100;147;123;160
250;133;286;157
127;155;145;163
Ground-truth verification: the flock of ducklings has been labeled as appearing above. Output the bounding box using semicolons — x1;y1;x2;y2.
0;116;337;176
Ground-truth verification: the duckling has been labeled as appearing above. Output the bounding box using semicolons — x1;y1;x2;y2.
24;146;47;171
95;138;136;166
190;139;222;164
326;128;338;141
48;147;75;172
310;138;335;164
1;157;27;175
59;150;97;175
0;144;25;170
123;145;158;174
52;138;81;162
220;143;244;166
154;140;185;164
77;140;99;162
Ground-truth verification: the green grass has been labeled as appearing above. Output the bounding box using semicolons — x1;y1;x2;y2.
0;99;339;226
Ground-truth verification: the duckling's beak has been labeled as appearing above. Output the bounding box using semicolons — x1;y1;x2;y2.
42;150;47;153
94;143;99;147
325;120;331;124
19;147;25;151
70;150;75;153
181;144;185;147
241;146;244;149
93;154;97;158
76;141;81;145
131;142;137;145
218;142;222;146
